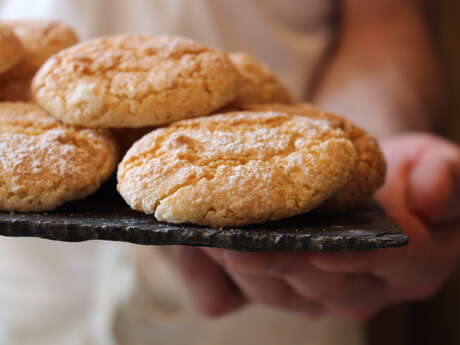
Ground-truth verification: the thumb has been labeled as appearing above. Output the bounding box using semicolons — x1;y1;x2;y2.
407;137;460;225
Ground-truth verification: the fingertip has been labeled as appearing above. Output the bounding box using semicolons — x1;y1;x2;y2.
174;246;246;318
408;153;452;223
405;137;460;224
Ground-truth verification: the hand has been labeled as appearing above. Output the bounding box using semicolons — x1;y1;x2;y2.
174;133;460;320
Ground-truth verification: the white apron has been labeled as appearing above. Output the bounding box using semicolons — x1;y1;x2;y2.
0;1;365;344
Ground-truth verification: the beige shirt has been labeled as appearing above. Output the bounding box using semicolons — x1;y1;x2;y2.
0;1;364;344
0;0;333;99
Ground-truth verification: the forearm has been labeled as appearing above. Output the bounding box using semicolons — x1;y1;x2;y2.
312;1;446;139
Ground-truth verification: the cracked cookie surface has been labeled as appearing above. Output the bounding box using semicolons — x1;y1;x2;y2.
0;24;23;74
0;102;118;211
243;103;386;213
229;52;293;107
32;35;239;128
117;111;356;227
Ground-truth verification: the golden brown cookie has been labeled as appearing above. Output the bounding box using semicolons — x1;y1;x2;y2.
0;103;118;212
229;52;294;107
117;111;356;227
243;103;386;212
32;35;239;128
0;24;23;74
1;20;79;80
0;77;32;102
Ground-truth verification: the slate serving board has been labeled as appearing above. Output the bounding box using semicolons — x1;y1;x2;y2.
0;181;408;252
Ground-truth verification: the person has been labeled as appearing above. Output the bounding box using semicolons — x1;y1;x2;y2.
0;1;459;345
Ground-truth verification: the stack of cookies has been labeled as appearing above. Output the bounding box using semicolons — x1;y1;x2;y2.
0;20;386;228
0;20;118;211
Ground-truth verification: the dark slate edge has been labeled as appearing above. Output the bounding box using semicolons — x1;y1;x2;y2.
0;216;409;252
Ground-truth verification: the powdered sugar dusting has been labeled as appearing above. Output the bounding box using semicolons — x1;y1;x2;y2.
0;132;81;175
0;102;118;211
118;111;357;227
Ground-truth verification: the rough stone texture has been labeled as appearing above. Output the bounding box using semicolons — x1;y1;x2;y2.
0;181;408;252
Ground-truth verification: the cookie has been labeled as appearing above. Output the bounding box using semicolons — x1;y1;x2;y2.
229;52;293;107
0;103;118;212
1;20;79;80
243;103;386;212
32;35;239;128
0;77;32;102
117;111;356;227
0;24;23;74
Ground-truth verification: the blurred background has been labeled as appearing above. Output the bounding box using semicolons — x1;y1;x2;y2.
438;0;460;144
